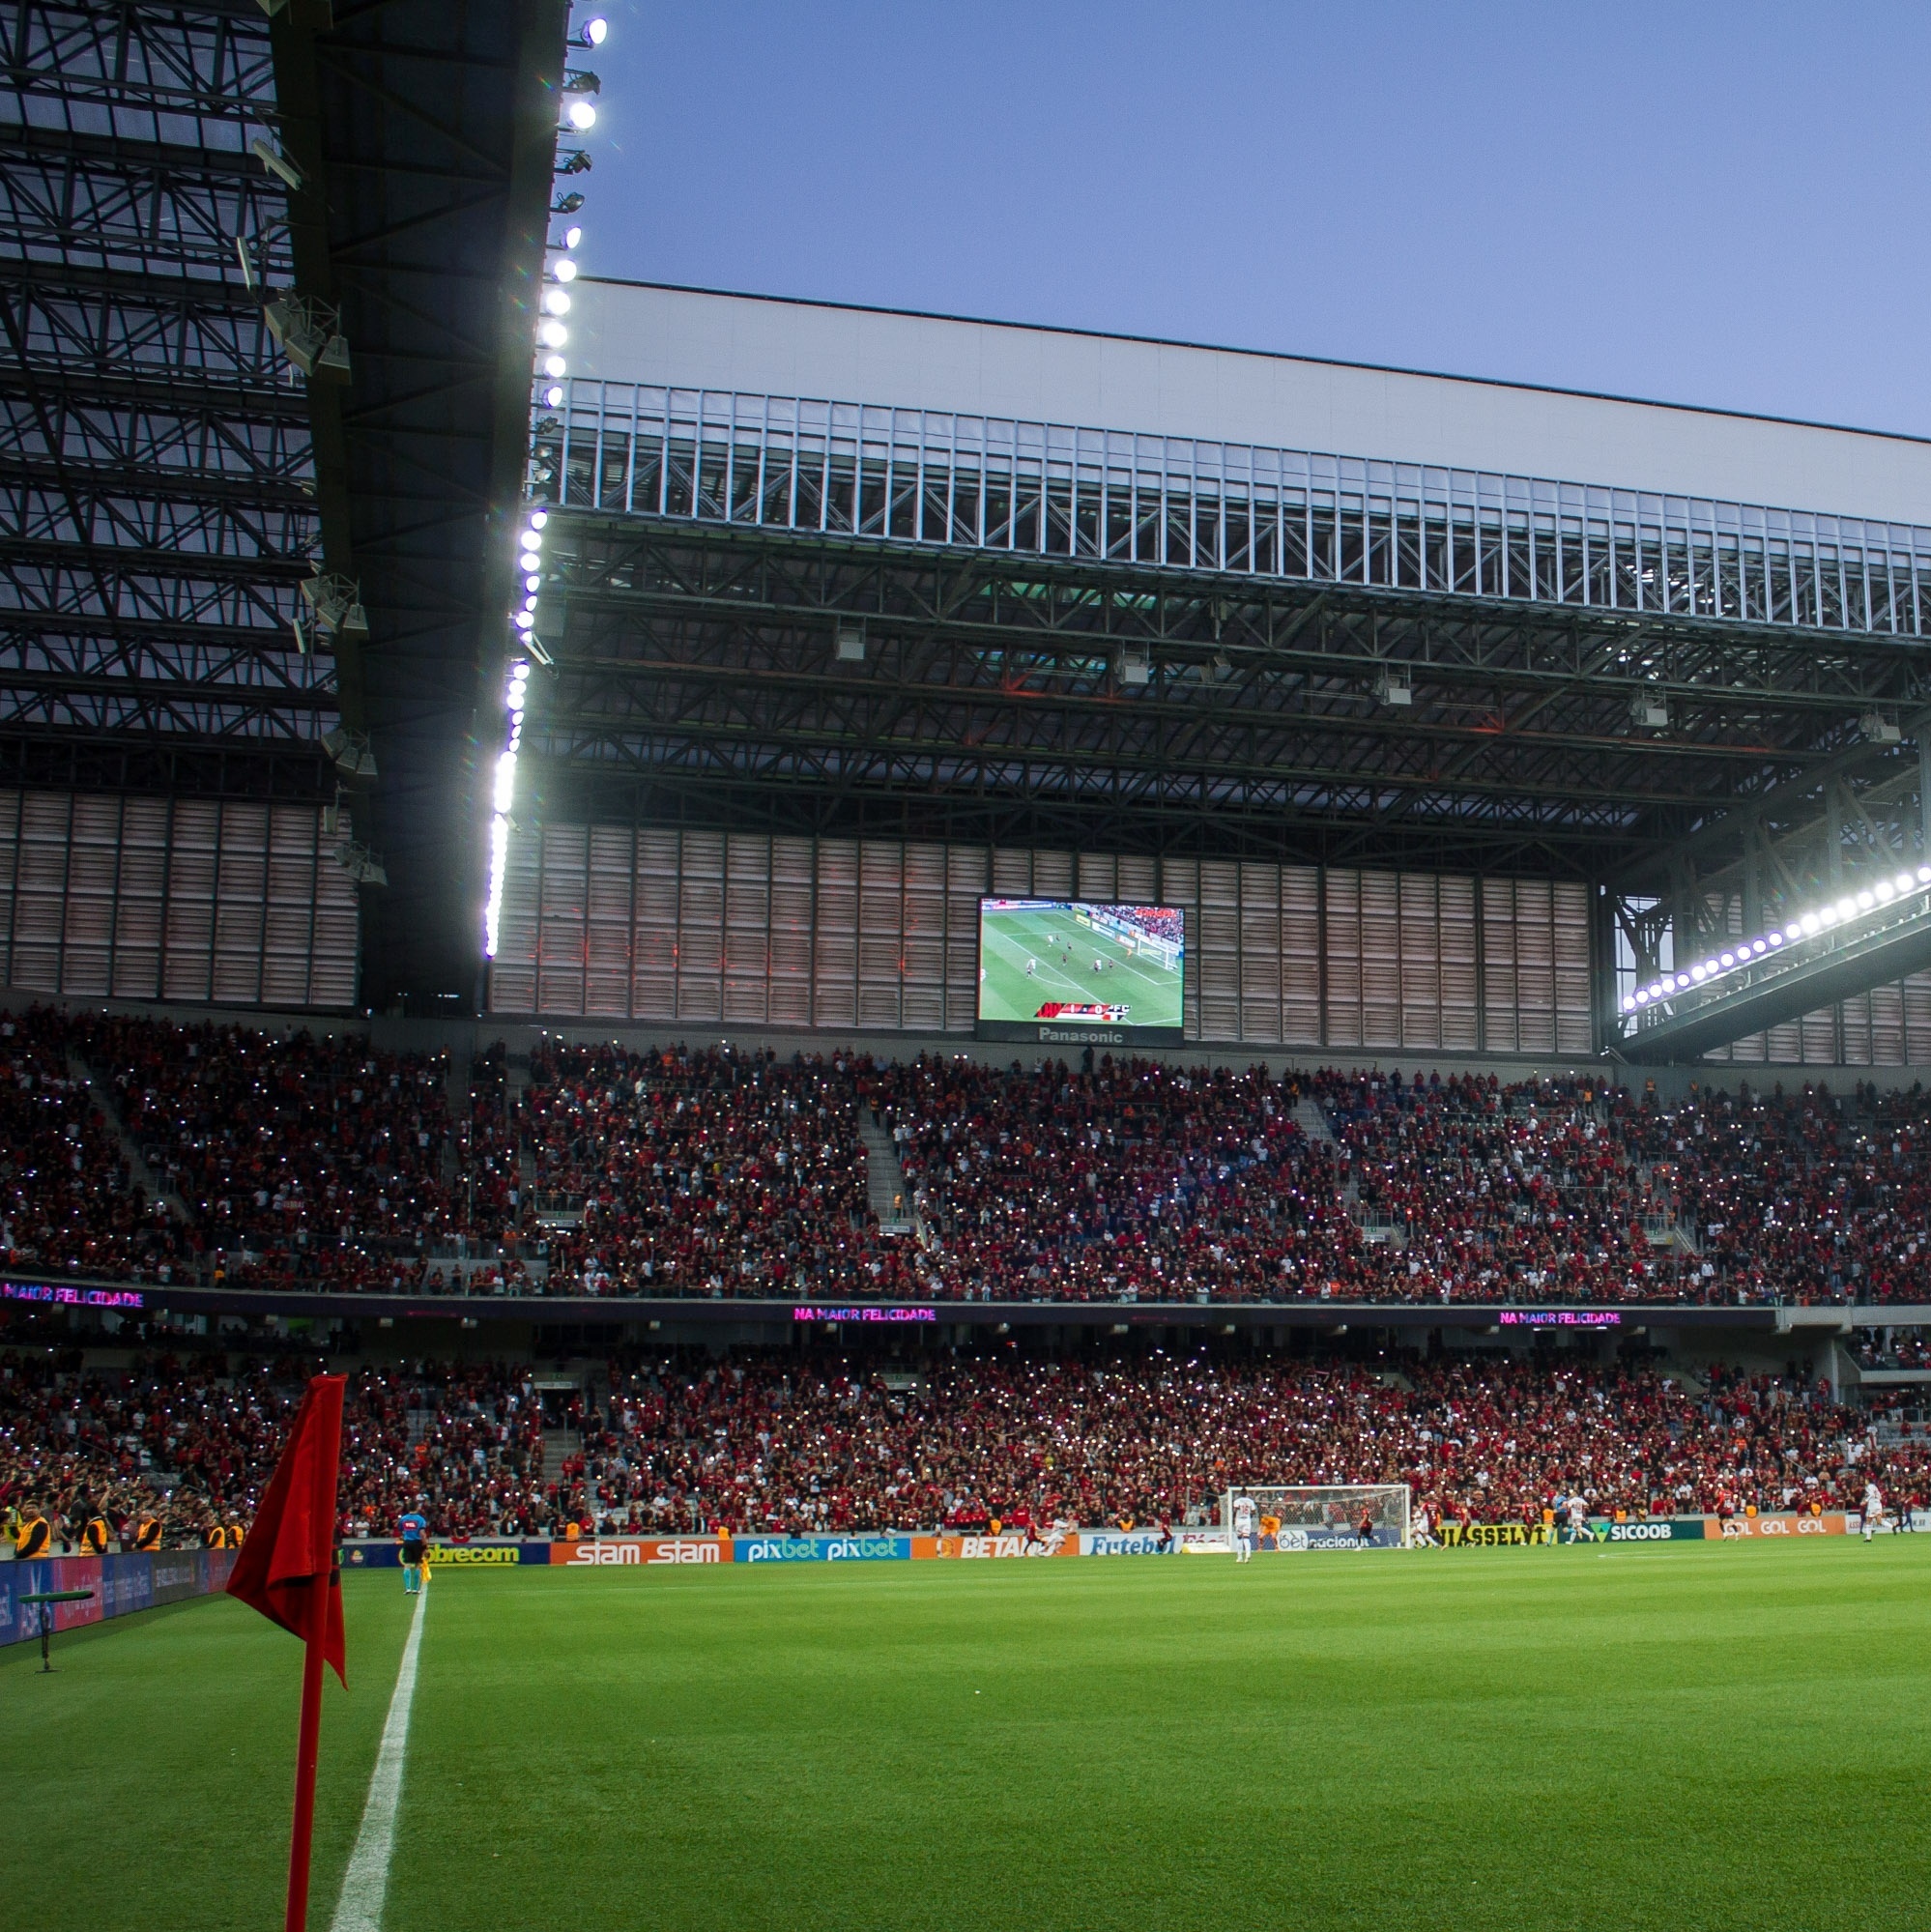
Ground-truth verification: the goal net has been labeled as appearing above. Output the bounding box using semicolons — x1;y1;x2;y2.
1223;1485;1410;1551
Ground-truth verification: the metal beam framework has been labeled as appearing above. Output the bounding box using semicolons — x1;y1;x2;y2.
0;0;334;806
531;513;1931;879
1617;900;1931;1062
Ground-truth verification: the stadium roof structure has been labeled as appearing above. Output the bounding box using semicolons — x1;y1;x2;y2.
520;282;1931;1057
9;9;1931;1060
1;0;564;1015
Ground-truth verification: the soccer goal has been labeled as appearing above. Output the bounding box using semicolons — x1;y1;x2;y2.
1223;1484;1410;1550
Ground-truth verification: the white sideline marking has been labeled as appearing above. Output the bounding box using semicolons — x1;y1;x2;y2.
331;1584;427;1932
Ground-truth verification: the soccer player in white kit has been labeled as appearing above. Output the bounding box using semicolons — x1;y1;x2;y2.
1232;1492;1257;1563
1863;1477;1887;1542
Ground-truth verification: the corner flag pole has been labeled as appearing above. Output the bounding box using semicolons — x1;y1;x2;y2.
224;1372;349;1932
285;1608;329;1931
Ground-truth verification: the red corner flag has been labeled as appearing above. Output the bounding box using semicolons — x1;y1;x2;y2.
227;1371;348;1932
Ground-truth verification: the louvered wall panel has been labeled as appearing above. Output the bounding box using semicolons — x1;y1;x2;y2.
0;793;354;1010
1398;871;1441;1050
677;830;724;1024
1907;976;1931;1061
812;839;857;1028
161;800;216;1003
857;841;904;1030
263;809;320;1009
485;822;1635;1061
535;822;587;1019
1325;870;1362;1048
901;843;946;1033
1240;862;1282;1044
722;834;770;1026
1359;871;1400;1048
112;798;167;1001
212;803;268;1006
944;845;988;1032
1482;879;1519;1053
1840;993;1874;1066
1553;881;1594;1054
769;837;815;1027
585;824;636;1019
1196;859;1240;1042
630;827;678;1022
1439;876;1478;1051
1282;866;1321;1046
62;795;119;998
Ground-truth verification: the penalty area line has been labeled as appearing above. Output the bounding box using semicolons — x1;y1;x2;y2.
330;1582;427;1932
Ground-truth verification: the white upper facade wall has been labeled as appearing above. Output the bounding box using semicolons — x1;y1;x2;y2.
569;279;1931;528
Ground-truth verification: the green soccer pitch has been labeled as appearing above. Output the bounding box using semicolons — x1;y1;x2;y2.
9;1543;1931;1932
978;905;1181;1027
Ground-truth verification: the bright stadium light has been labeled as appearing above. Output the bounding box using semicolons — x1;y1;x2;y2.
1623;861;1931;1018
567;101;596;130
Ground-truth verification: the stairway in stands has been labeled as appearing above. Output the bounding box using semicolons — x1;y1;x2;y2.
860;1112;915;1233
68;1051;192;1226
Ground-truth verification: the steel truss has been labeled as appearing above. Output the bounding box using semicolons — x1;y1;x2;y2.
533;515;1930;877
0;0;331;798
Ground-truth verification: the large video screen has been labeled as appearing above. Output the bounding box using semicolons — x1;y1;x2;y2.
976;899;1185;1046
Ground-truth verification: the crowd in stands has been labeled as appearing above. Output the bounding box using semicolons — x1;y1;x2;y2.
0;1011;185;1280
870;1054;1355;1303
566;1352;1929;1535
4;1001;1931;1309
7;1341;1927;1544
69;1014;457;1292
526;1041;918;1300
0;1348;550;1545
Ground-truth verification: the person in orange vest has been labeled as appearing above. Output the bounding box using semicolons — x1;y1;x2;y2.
132;1514;162;1551
14;1507;50;1559
79;1511;110;1555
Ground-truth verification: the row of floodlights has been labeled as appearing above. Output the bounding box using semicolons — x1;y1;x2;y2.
1622;863;1931;1013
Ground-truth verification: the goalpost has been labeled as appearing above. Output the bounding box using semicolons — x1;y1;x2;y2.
1223;1484;1411;1550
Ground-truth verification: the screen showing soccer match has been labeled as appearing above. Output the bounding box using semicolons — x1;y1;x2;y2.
975;899;1186;1045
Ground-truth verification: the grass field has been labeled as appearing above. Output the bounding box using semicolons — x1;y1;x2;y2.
979;904;1181;1027
7;1542;1931;1932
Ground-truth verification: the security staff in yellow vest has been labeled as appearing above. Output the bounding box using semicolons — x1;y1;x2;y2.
203;1522;228;1550
132;1515;162;1552
79;1514;110;1555
14;1511;51;1559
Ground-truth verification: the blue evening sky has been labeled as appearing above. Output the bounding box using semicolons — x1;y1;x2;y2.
569;3;1931;434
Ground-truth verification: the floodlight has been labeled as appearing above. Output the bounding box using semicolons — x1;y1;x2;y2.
567;101;596;130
